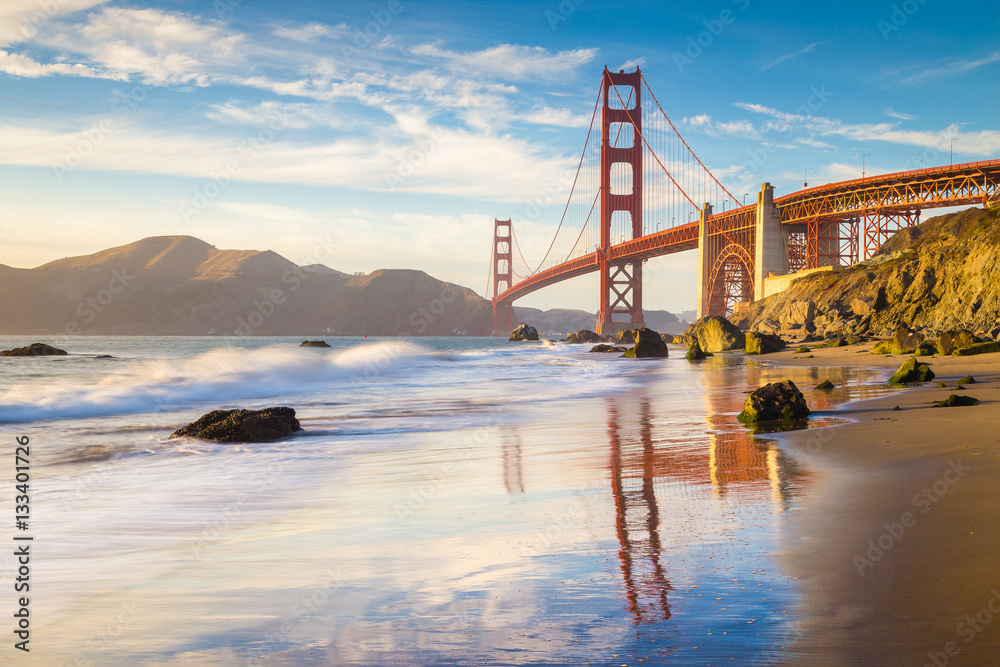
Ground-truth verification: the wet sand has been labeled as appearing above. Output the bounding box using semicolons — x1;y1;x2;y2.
765;342;1000;665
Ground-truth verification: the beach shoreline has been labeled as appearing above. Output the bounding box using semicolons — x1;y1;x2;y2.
761;342;1000;665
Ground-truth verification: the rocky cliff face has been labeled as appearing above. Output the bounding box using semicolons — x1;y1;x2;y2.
730;206;1000;340
0;236;493;336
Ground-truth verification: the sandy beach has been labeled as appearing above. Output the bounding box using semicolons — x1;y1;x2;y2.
765;342;1000;665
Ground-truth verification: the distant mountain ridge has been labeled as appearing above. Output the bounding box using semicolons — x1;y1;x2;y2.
1;236;491;336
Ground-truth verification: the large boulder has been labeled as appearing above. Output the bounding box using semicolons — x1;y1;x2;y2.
622;328;668;358
936;329;980;355
508;323;539;341
888;358;935;384
684;316;746;353
575;329;603;344
891;326;925;354
660;333;675;344
745;332;786;355
171;407;303;442
737;380;811;424
2;343;68;356
615;329;636;344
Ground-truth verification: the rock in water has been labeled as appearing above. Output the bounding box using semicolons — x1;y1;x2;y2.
738;381;811;424
299;340;331;348
745;332;786;355
575;329;602;344
686;341;709;360
815;380;835;390
1;343;68;356
615;329;636;344
660;333;675;343
590;344;628;353
508;323;539;341
565;333;580;344
626;328;668;358
888;358;935;384
958;375;977;384
684;316;746;353
171;407;302;442
934;394;980;407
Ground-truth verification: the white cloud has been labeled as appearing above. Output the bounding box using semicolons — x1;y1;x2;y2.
617;57;646;72
0;49;122;79
905;50;1000;84
273;22;347;42
732;102;1000;155
0;119;577;201
71;7;242;85
759;42;827;71
884;107;916;120
683;114;760;140
411;42;596;81
0;0;109;46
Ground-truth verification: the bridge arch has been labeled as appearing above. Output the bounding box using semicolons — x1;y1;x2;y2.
706;243;754;318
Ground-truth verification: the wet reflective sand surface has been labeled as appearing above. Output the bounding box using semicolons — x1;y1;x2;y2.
0;338;900;665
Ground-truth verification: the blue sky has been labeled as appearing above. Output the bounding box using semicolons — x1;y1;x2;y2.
1;0;998;313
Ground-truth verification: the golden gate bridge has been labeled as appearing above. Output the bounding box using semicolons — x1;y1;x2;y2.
490;67;1000;334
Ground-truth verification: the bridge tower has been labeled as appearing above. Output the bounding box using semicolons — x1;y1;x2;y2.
491;218;516;334
598;67;645;335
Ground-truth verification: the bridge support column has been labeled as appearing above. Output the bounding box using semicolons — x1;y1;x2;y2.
695;203;713;320
491;218;516;335
753;183;788;301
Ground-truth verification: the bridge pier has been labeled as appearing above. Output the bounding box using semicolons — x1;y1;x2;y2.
753;183;789;301
695;203;713;320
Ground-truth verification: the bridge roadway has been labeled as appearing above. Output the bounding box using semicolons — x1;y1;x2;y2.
495;159;1000;308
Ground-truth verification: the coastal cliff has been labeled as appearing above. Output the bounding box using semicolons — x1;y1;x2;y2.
731;206;1000;339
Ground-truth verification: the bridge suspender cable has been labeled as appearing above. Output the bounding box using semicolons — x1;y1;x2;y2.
639;71;741;206
517;81;604;276
606;75;699;212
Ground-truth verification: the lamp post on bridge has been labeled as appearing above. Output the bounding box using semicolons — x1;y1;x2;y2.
804;167;812;188
862;153;871;179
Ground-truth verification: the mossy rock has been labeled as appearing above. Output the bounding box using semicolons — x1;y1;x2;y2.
956;384;966;390
935;382;947;388
824;338;847;348
915;341;936;356
958;375;977;384
738;380;811;424
686;340;710;360
888;357;935;384
934;394;980;407
590;344;628;353
795;346;811;353
815;380;835;390
872;341;893;355
745;331;786;355
954;342;1000;356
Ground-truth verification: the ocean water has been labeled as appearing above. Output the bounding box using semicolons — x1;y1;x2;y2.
0;336;894;666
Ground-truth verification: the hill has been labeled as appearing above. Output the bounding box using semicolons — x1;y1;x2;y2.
1;236;492;336
730;206;1000;339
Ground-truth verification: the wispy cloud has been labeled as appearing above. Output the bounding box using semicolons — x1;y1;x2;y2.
617;57;646;72
733;102;1000;155
884;107;916;120
273;21;347;42
759;41;827;71
0;0;109;46
904;50;1000;84
684;114;760;140
410;42;596;82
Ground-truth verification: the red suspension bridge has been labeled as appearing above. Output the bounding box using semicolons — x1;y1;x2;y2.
490;67;1000;334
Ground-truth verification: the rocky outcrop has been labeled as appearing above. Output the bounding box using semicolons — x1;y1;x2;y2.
170;407;302;442
937;330;979;355
566;329;602;344
684;316;745;353
730;207;1000;340
2;343;68;356
737;380;811;423
953;341;1000;356
508;323;539;341
299;340;331;347
935;394;980;407
745;332;786;355
615;329;636;344
888;358;935;384
622;328;668;358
